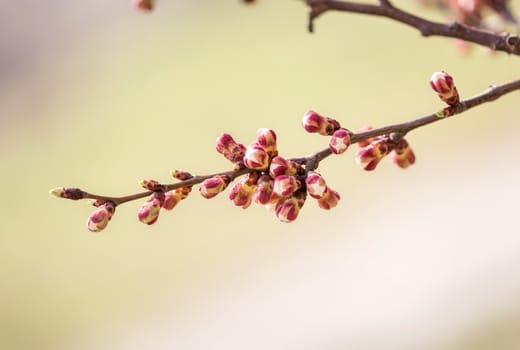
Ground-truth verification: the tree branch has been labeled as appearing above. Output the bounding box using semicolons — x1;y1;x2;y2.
306;0;520;55
55;77;520;206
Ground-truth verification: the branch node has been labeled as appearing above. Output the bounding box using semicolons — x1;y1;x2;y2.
379;0;393;8
505;33;520;52
389;132;404;143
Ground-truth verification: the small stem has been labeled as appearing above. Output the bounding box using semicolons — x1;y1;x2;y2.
82;167;255;206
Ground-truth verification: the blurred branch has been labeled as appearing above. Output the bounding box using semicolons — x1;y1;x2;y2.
305;0;520;55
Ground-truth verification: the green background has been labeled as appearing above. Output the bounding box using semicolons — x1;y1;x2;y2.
1;1;520;349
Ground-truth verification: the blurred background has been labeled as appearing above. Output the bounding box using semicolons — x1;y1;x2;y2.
1;1;520;349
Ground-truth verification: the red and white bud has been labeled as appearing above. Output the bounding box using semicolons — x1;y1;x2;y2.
392;139;416;169
317;188;340;210
269;156;300;178
429;71;460;106
355;136;394;171
138;193;164;225
254;174;274;205
243;143;270;170
275;196;301;223
86;202;115;232
256;128;278;157
133;0;154;12
302;110;341;136
272;175;300;197
228;173;258;209
329;128;351;154
305;171;328;199
216;133;247;164
199;175;230;199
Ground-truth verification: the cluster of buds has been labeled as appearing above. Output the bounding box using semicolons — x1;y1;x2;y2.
430;71;460;106
301;110;352;154
136;171;192;226
356;132;416;171
204;128;340;222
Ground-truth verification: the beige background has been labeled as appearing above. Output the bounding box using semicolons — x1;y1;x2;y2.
1;1;520;349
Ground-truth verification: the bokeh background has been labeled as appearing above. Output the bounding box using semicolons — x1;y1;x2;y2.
1;1;520;349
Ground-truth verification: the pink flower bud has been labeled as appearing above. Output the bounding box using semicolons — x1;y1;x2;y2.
199;175;230;199
138;193;164;225
355;136;394;171
329;128;351;154
305;171;328;199
86;202;115;232
392;139;416;169
302;110;341;136
133;0;154;12
275;196;301;223
228;174;257;209
317;188;340;210
162;190;182;210
272;175;300;197
216;133;247;164
269;156;300;178
429;71;460;106
243;143;270;170
254;174;273;205
256;128;278;157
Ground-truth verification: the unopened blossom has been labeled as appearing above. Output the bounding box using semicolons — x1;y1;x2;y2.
162;190;182;210
229;173;258;209
305;171;328;199
138;193;164;225
243;143;270;170
256;128;278;157
430;71;460;106
199;175;230;199
86;202;115;232
356;136;394;171
269;156;300;178
216;133;246;164
272;175;300;197
275;196;301;223
329;128;351;154
317;188;340;210
392;139;416;169
301;110;341;136
253;174;273;205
